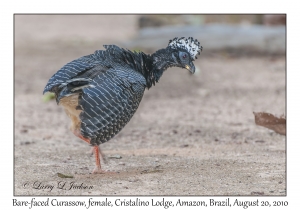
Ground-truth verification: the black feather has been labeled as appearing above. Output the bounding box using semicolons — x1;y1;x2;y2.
43;37;202;145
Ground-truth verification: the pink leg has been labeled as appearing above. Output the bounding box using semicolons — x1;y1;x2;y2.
73;130;106;174
92;145;104;174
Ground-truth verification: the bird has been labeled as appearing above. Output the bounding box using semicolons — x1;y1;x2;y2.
43;37;203;174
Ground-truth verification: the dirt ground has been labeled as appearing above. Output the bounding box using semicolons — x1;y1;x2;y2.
14;15;286;196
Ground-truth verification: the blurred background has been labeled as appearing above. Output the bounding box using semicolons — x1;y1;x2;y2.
14;15;286;196
15;14;286;94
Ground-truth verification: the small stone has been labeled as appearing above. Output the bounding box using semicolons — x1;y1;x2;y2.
280;191;286;193
255;140;265;143
180;144;189;148
251;191;264;195
108;155;122;159
128;178;139;182
20;141;33;145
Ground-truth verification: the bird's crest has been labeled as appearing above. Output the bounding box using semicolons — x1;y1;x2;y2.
168;37;203;60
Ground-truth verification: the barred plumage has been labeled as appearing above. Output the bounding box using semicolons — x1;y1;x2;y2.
44;37;202;173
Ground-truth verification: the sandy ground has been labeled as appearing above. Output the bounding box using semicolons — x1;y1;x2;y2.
14;15;286;196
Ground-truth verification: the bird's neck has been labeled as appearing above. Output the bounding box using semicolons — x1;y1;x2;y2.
142;48;173;89
121;48;173;89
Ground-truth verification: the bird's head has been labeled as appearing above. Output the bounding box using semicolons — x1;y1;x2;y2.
166;37;203;74
147;37;203;88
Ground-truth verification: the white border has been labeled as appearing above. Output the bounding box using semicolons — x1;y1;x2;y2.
3;0;297;208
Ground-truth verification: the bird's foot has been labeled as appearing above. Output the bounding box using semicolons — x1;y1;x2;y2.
92;166;115;174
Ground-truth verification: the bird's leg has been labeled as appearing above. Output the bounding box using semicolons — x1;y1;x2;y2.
72;129;106;174
92;145;103;174
90;146;107;164
92;146;113;174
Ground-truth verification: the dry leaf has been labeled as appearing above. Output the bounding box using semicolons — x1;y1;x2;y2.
253;112;286;135
57;173;74;178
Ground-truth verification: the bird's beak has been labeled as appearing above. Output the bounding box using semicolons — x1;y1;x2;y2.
184;62;195;74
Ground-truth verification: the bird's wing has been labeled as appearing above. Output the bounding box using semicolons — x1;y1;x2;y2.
43;44;144;94
43;57;100;94
79;68;146;145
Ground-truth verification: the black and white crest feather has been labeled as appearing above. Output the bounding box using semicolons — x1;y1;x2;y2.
168;37;203;60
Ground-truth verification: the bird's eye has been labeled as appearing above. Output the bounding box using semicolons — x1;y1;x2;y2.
179;52;188;60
